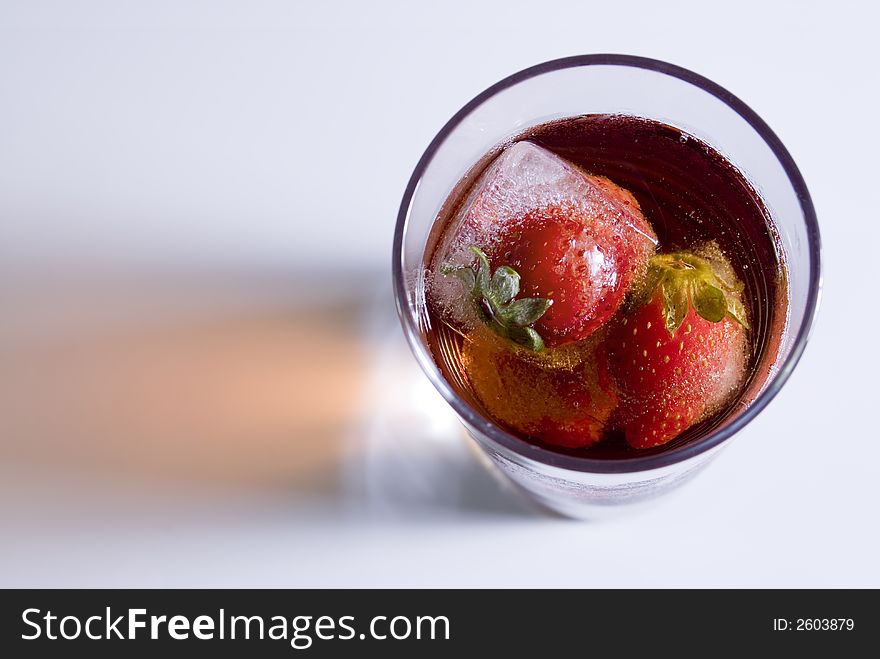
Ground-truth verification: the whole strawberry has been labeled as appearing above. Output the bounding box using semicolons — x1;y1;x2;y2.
606;248;750;449
445;246;617;448
462;326;618;449
432;141;656;348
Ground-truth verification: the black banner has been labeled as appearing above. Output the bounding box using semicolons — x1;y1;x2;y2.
0;590;873;656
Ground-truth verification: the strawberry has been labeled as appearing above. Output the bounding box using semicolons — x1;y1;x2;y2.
605;248;750;449
461;325;618;449
484;195;655;348
445;247;617;448
433;142;656;349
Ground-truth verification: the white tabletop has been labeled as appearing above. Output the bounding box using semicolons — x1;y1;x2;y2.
1;0;878;587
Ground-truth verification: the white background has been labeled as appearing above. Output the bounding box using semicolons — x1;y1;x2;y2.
1;0;878;587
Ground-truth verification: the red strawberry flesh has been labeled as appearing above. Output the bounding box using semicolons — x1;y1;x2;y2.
605;249;750;448
461;327;618;449
487;200;648;347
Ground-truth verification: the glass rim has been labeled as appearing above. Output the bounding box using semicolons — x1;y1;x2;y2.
392;54;822;474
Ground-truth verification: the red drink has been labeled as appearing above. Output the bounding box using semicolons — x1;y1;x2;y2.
423;115;788;458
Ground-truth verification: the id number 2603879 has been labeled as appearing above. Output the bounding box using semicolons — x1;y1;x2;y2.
772;619;854;631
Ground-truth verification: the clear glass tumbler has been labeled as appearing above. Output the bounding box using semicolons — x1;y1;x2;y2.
392;55;821;518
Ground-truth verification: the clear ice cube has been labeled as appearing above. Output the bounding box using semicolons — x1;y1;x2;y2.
428;141;656;333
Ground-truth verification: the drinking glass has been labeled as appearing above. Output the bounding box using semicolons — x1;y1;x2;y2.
392;55;821;518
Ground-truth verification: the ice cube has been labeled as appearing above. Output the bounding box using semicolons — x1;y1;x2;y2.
428;141;657;342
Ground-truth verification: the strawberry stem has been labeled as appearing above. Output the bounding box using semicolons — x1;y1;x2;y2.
442;246;553;351
645;251;750;334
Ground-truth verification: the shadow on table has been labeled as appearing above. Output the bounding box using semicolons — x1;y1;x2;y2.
0;268;534;521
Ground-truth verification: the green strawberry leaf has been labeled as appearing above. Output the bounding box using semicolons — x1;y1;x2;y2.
726;295;750;329
442;245;553;352
691;279;727;323
628;262;663;311
491;265;520;304
661;276;689;334
508;326;545;352
500;297;553;327
469;246;492;300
